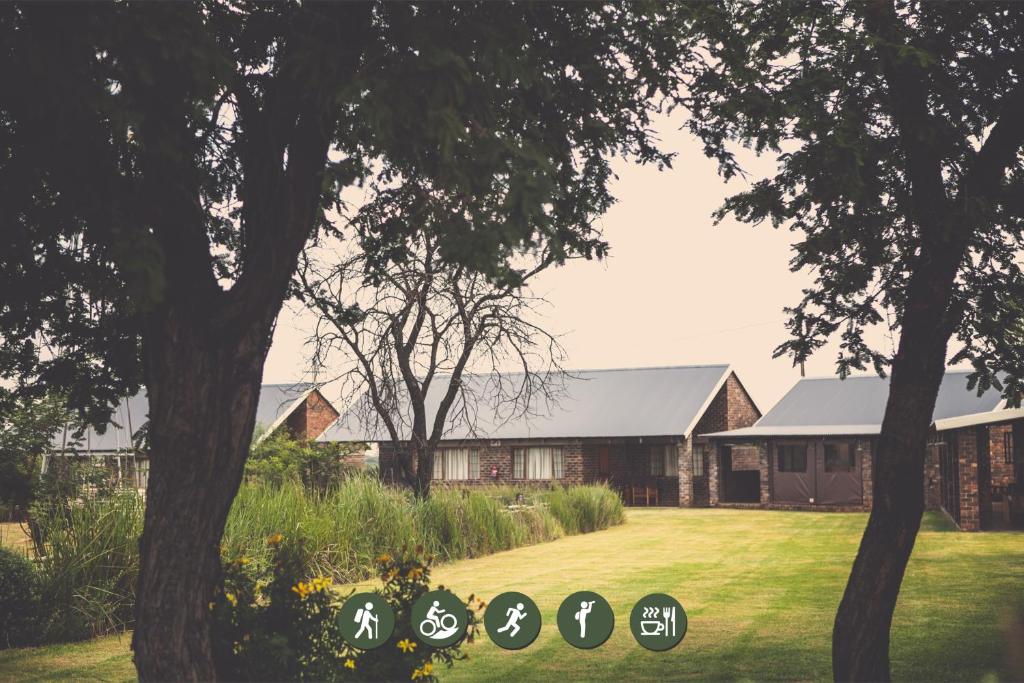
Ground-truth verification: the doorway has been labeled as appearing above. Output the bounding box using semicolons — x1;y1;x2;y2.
772;439;863;506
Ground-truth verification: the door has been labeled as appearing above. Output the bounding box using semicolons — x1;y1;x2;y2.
816;441;862;505
773;441;813;504
939;439;961;526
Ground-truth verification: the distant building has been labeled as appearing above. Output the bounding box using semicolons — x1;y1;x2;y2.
47;383;341;489
703;371;1023;531
319;364;761;507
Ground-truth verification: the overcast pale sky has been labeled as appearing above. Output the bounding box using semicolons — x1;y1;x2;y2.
263;114;898;414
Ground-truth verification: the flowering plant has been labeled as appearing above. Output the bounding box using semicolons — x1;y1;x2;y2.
211;537;481;681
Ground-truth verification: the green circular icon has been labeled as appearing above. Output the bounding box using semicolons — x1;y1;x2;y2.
629;593;687;651
337;592;396;649
557;591;614;649
484;592;541;650
411;590;468;647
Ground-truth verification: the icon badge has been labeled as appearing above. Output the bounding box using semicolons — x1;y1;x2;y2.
484;591;541;650
338;592;395;649
411;590;468;647
557;591;614;649
629;593;687;651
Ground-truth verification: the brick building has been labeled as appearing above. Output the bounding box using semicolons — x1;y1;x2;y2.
703;370;1023;531
319;364;760;506
48;383;345;489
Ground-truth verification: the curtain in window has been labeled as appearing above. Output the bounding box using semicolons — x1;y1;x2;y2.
513;449;526;479
552;449;564;478
433;448;479;480
433;453;444;479
665;445;679;477
650;447;664;476
692;446;704;477
527;448;553;479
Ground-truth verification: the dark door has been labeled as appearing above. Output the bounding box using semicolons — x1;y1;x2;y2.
773;442;813;504
816;441;862;505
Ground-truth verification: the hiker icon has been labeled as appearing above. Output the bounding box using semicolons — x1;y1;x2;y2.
338;592;395;649
419;600;459;639
354;601;379;640
574;599;595;638
497;602;528;638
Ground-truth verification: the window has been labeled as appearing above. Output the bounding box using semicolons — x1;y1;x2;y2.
1005;431;1015;464
649;445;678;477
693;445;705;477
432;448;480;481
513;447;564;480
824;443;856;472
777;444;807;472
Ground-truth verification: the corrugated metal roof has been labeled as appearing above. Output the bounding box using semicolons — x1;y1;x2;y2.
703;370;1004;438
318;364;736;443
52;383;315;454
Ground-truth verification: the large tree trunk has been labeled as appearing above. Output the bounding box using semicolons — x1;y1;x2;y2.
832;249;962;681
132;308;275;681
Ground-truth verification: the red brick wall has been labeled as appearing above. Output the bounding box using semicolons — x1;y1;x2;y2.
952;427;983;531
684;373;760;507
988;423;1017;488
284;390;340;441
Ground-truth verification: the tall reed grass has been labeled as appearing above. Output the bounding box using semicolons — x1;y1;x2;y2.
23;475;624;642
31;491;144;642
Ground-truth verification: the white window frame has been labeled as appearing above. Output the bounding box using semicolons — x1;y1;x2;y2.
513;447;564;480
432;448;480;481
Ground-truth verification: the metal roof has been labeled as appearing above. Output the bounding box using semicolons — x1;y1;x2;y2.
52;383;315;454
318;364;738;443
703;370;1004;438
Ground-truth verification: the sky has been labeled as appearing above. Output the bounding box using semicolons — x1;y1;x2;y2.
263;114;898;414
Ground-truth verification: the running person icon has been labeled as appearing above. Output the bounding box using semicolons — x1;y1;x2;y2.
496;602;527;638
484;592;542;650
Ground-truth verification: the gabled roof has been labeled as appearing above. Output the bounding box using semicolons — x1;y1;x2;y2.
52;382;317;454
703;370;1004;439
319;364;742;443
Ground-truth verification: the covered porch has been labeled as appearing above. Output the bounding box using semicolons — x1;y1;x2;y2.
583;439;681;506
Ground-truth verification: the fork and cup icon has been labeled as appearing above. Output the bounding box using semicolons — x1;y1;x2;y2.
639;605;677;637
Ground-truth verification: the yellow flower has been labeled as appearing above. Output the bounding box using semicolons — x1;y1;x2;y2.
406;567;424;580
291;582;312;599
411;668;423;680
267;533;284;546
225;592;238;607
397;638;416;653
421;662;433;676
377;553;392;564
238;557;251;566
344;659;356;670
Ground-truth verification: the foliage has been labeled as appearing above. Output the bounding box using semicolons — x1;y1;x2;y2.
676;3;1024;394
0;546;43;649
30;491;143;643
223;477;622;582
246;430;362;491
212;538;481;682
0;394;73;519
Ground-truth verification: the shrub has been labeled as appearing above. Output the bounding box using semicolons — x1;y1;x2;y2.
212;537;481;681
246;430;363;491
540;483;625;534
0;546;43;648
31;490;143;642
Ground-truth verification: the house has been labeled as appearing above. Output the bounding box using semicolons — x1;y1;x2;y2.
702;370;1023;531
318;364;761;506
47;383;342;489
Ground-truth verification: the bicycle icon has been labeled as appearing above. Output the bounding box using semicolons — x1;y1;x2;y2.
416;597;463;642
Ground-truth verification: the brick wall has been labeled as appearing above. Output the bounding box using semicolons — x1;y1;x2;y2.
858;440;874;510
284;390;340;441
683;373;760;507
988;423;1017;488
924;442;942;510
379;440;587;487
953;428;982;532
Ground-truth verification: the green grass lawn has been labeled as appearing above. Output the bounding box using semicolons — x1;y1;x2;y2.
2;509;1022;682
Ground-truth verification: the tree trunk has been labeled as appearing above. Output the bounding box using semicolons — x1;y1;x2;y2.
132;309;273;681
413;440;433;498
832;249;961;681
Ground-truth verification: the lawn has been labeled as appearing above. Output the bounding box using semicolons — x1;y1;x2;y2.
2;508;1022;682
